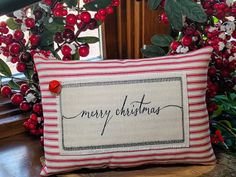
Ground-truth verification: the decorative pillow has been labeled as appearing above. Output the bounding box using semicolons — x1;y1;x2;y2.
34;47;215;176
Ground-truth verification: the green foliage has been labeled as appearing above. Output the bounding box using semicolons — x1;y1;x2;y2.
77;36;99;44
6;18;21;30
8;80;20;90
178;0;207;23
163;0;207;30
63;0;77;8
40;29;54;49
213;93;236;116
148;0;162;10
151;34;174;47
164;0;183;30
141;45;166;57
0;59;12;77
44;17;64;33
211;93;236;152
23;68;34;80
72;51;80;60
84;0;112;11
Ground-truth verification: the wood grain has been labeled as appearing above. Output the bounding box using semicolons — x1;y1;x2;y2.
1;134;236;177
102;0;170;59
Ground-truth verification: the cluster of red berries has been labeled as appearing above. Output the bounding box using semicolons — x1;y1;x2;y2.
211;129;224;144
52;2;68;17
202;0;236;19
163;1;236;116
0;22;9;34
51;0;120;59
0;0;120;140
0;28;40;73
1;84;43;136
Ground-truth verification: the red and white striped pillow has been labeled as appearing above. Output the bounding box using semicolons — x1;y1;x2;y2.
34;47;215;176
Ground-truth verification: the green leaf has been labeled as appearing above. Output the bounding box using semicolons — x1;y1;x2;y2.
0;59;12;77
141;45;166;58
219;120;233;129
23;68;34;80
148;0;162;10
8;80;20;90
77;36;99;44
45;17;64;33
151;34;174;47
178;0;207;23
40;29;54;47
72;51;80;60
212;16;219;24
164;0;183;30
6;18;21;30
63;0;77;8
84;0;112;11
229;93;236;101
211;106;223;119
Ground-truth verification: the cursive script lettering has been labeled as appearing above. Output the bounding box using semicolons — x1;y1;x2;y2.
62;94;182;136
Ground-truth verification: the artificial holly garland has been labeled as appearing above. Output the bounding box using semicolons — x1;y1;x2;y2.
0;0;119;144
143;0;236;153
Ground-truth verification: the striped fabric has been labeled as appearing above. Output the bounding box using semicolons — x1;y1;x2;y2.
34;47;216;176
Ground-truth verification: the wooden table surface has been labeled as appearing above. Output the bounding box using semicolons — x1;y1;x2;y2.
0;133;235;177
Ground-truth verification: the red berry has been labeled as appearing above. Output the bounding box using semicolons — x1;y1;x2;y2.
54;32;64;43
80;12;91;23
14;30;24;40
10;56;19;63
25;18;35;28
61;10;68;16
112;0;120;7
43;0;52;5
11;93;24;105
20;101;31;111
9;43;21;55
30;113;38;123
66;14;77;26
0;21;7;27
106;6;114;14
61;44;72;56
20;52;31;63
160;12;169;25
229;60;236;71
208;67;217;77
1;85;12;97
181;36;192;46
16;62;26;72
29;124;36;130
20;84;29;94
23;121;29;129
29;34;40;46
215;58;223;69
33;103;42;113
98;9;106;16
170;41;180;51
220;69;230;77
63;29;75;42
2;28;9;34
78;45;89;57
